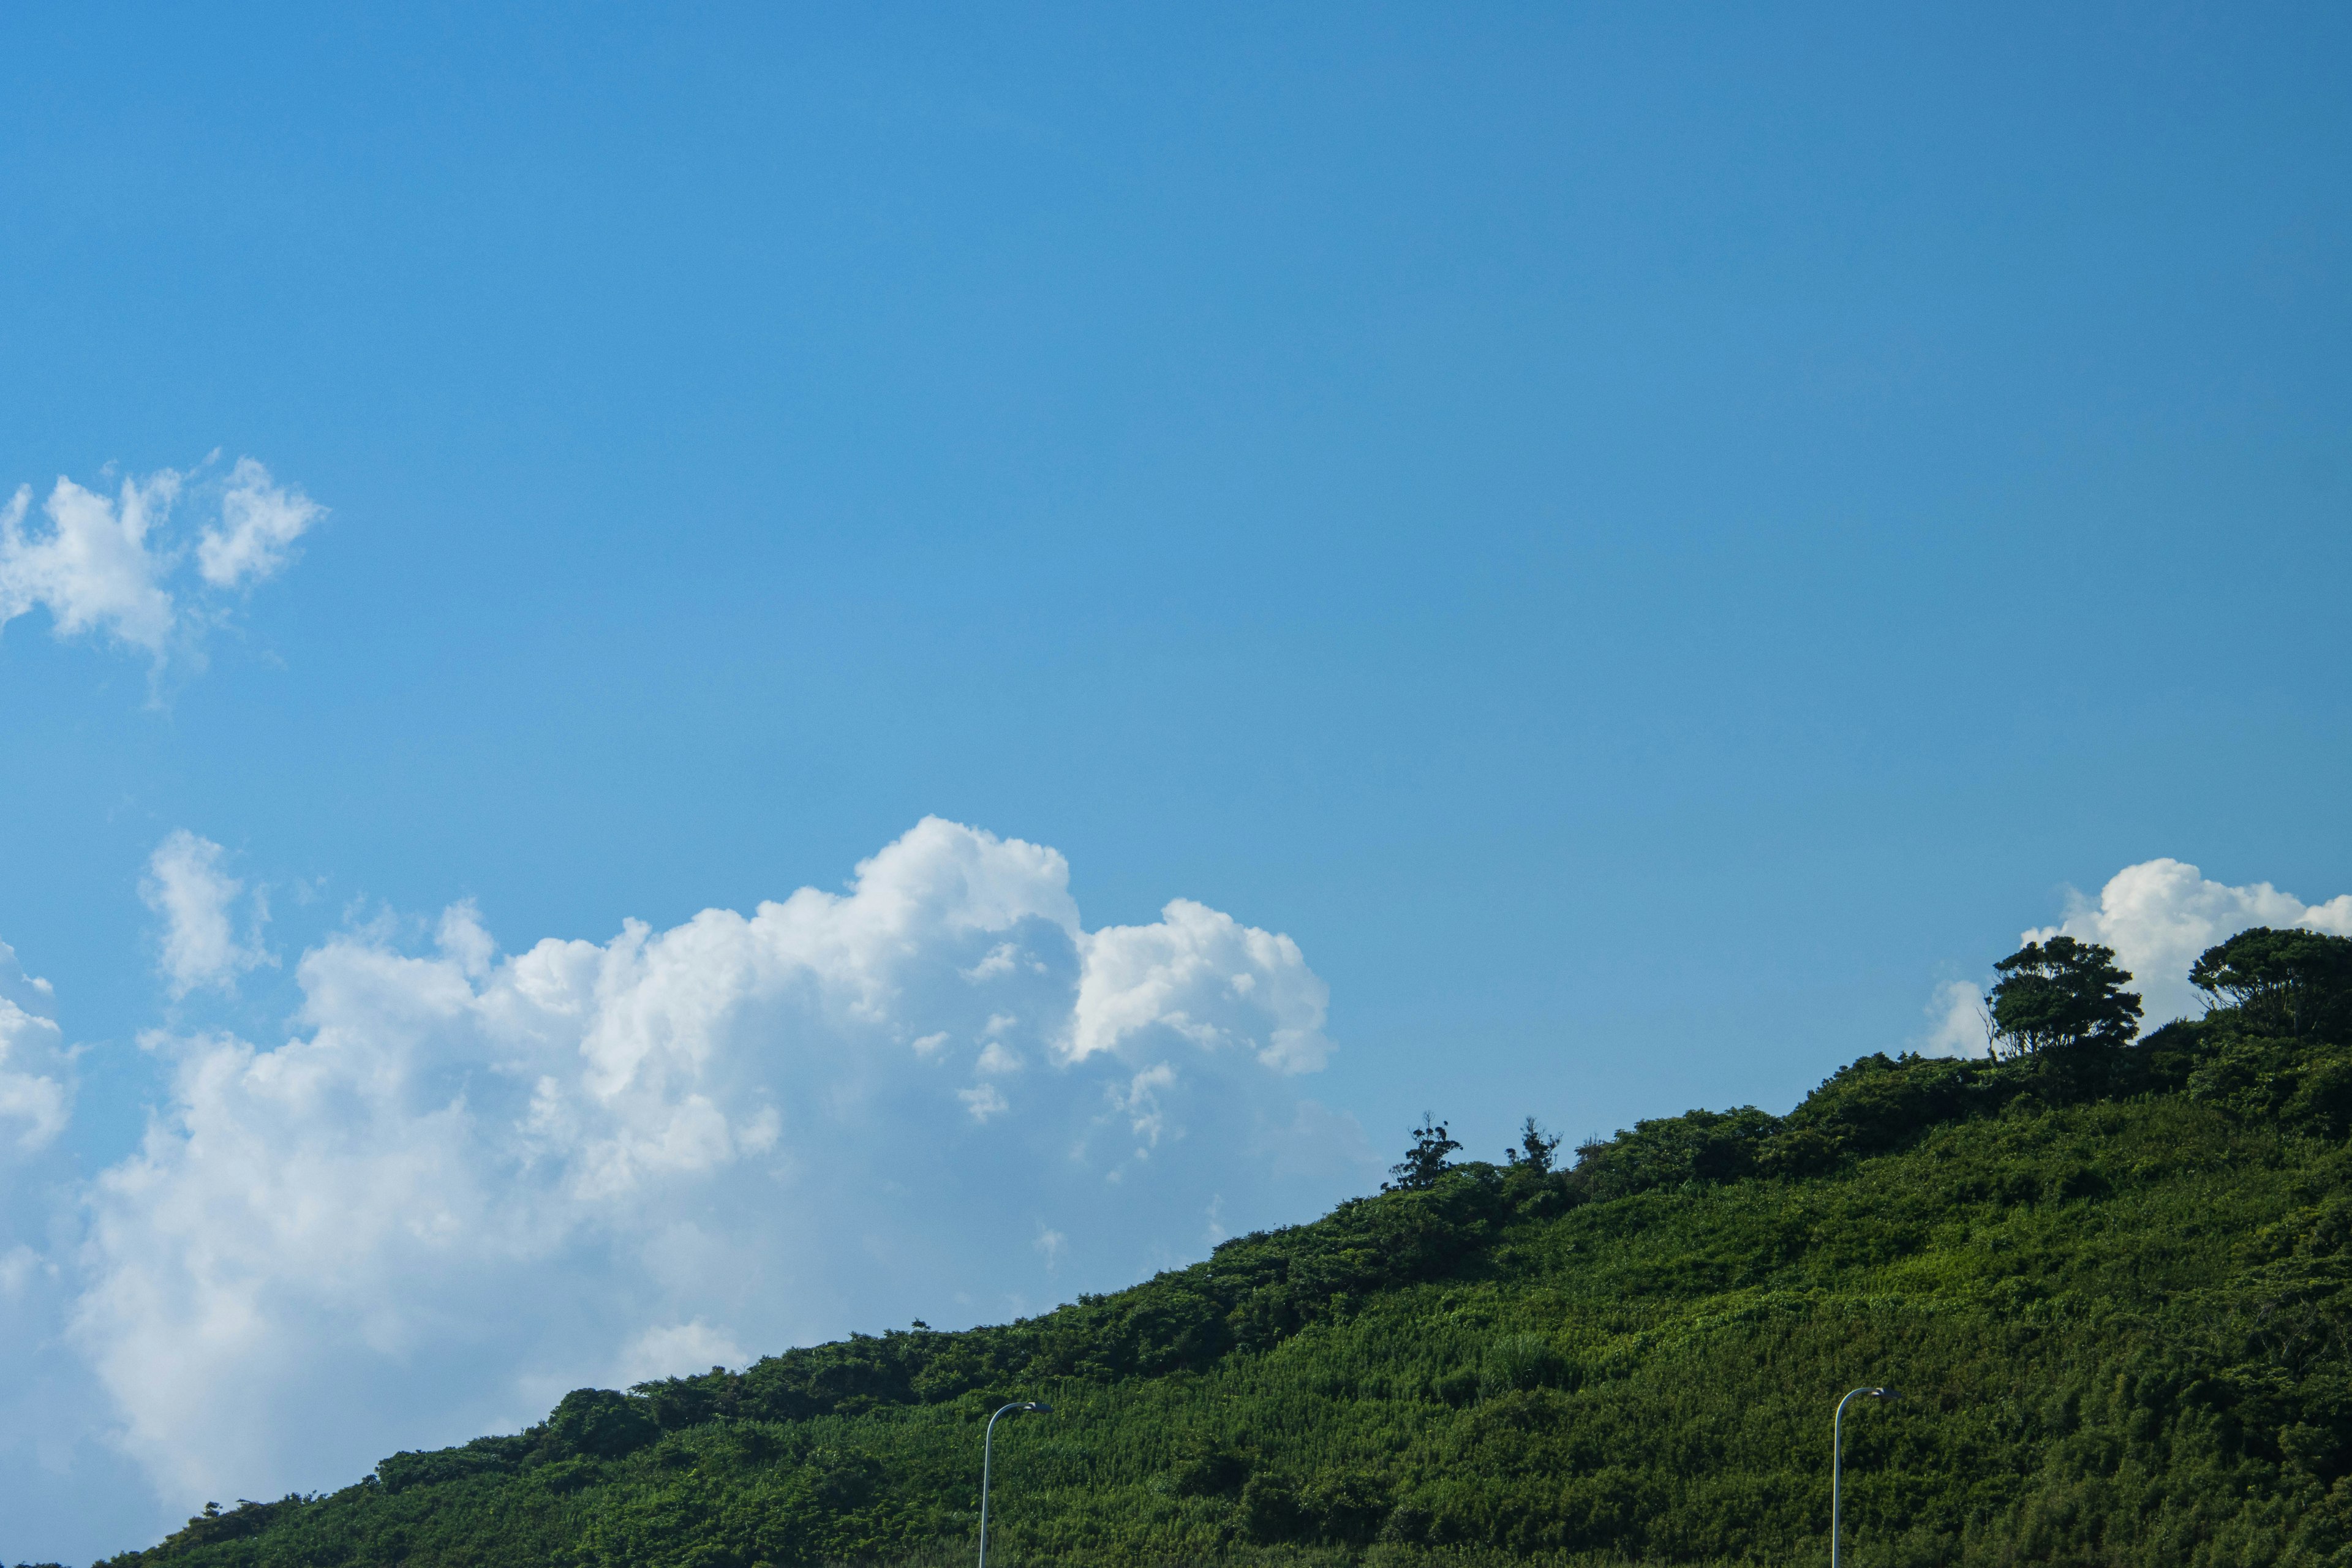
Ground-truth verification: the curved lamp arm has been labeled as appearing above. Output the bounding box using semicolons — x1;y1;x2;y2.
1831;1387;1899;1568
978;1400;1053;1568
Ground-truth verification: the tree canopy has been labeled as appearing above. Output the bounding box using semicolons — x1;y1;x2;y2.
2190;925;2352;1039
1382;1115;1461;1192
1985;935;2142;1057
1502;1116;1561;1174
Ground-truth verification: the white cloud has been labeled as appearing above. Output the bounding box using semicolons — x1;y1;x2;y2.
1034;1226;1068;1271
67;816;1373;1513
196;458;323;589
0;1243;39;1298
0;473;181;654
611;1319;750;1387
1917;978;1990;1058
2030;858;2352;1025
0;938;135;1563
1074;899;1332;1072
1109;1061;1180;1150
435;899;496;980
0;457;323;667
141;831;274;998
0;940;70;1154
958;1082;1011;1121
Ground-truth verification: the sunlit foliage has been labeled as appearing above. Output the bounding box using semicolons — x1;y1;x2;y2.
96;937;2352;1568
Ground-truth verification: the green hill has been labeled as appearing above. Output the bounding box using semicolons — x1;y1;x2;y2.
91;948;2352;1568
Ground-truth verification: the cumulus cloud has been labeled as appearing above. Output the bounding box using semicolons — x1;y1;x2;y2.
68;817;1367;1512
2029;859;2352;1025
0;457;322;665
141;831;273;998
1075;900;1332;1072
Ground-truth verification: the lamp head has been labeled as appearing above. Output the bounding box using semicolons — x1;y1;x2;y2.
1871;1387;1901;1400
1023;1401;1053;1414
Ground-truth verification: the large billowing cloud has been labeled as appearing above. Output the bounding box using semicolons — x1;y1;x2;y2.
65;817;1370;1515
1924;858;2352;1054
0;457;322;664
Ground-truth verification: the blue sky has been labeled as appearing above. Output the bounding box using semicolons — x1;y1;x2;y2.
3;4;2350;1556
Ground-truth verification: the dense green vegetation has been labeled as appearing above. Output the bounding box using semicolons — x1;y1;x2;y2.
88;930;2352;1568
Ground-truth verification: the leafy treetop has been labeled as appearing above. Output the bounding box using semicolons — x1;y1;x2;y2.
2190;927;2352;1040
1504;1115;1561;1174
1986;935;2142;1058
1383;1115;1461;1191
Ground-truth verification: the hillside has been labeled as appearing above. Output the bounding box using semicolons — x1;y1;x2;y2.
93;986;2352;1568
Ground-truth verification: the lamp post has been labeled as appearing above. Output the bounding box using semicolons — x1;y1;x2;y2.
978;1400;1052;1568
1831;1387;1899;1568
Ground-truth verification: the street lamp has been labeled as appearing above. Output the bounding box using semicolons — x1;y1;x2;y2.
1831;1387;1900;1568
978;1400;1053;1568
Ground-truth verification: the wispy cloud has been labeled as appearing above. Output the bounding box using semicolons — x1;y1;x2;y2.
140;831;274;999
1915;978;1989;1058
197;458;325;590
0;941;71;1154
1033;1226;1069;1271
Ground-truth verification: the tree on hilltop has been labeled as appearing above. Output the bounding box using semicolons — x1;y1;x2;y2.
1987;936;2142;1058
2191;927;2352;1039
1384;1114;1461;1191
1504;1116;1561;1174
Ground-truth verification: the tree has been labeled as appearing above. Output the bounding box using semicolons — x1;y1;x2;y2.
543;1388;658;1460
2190;927;2352;1039
1383;1114;1461;1192
1986;936;2142;1058
1504;1116;1561;1174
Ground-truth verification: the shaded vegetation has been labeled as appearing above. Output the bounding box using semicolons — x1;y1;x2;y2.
94;934;2352;1568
